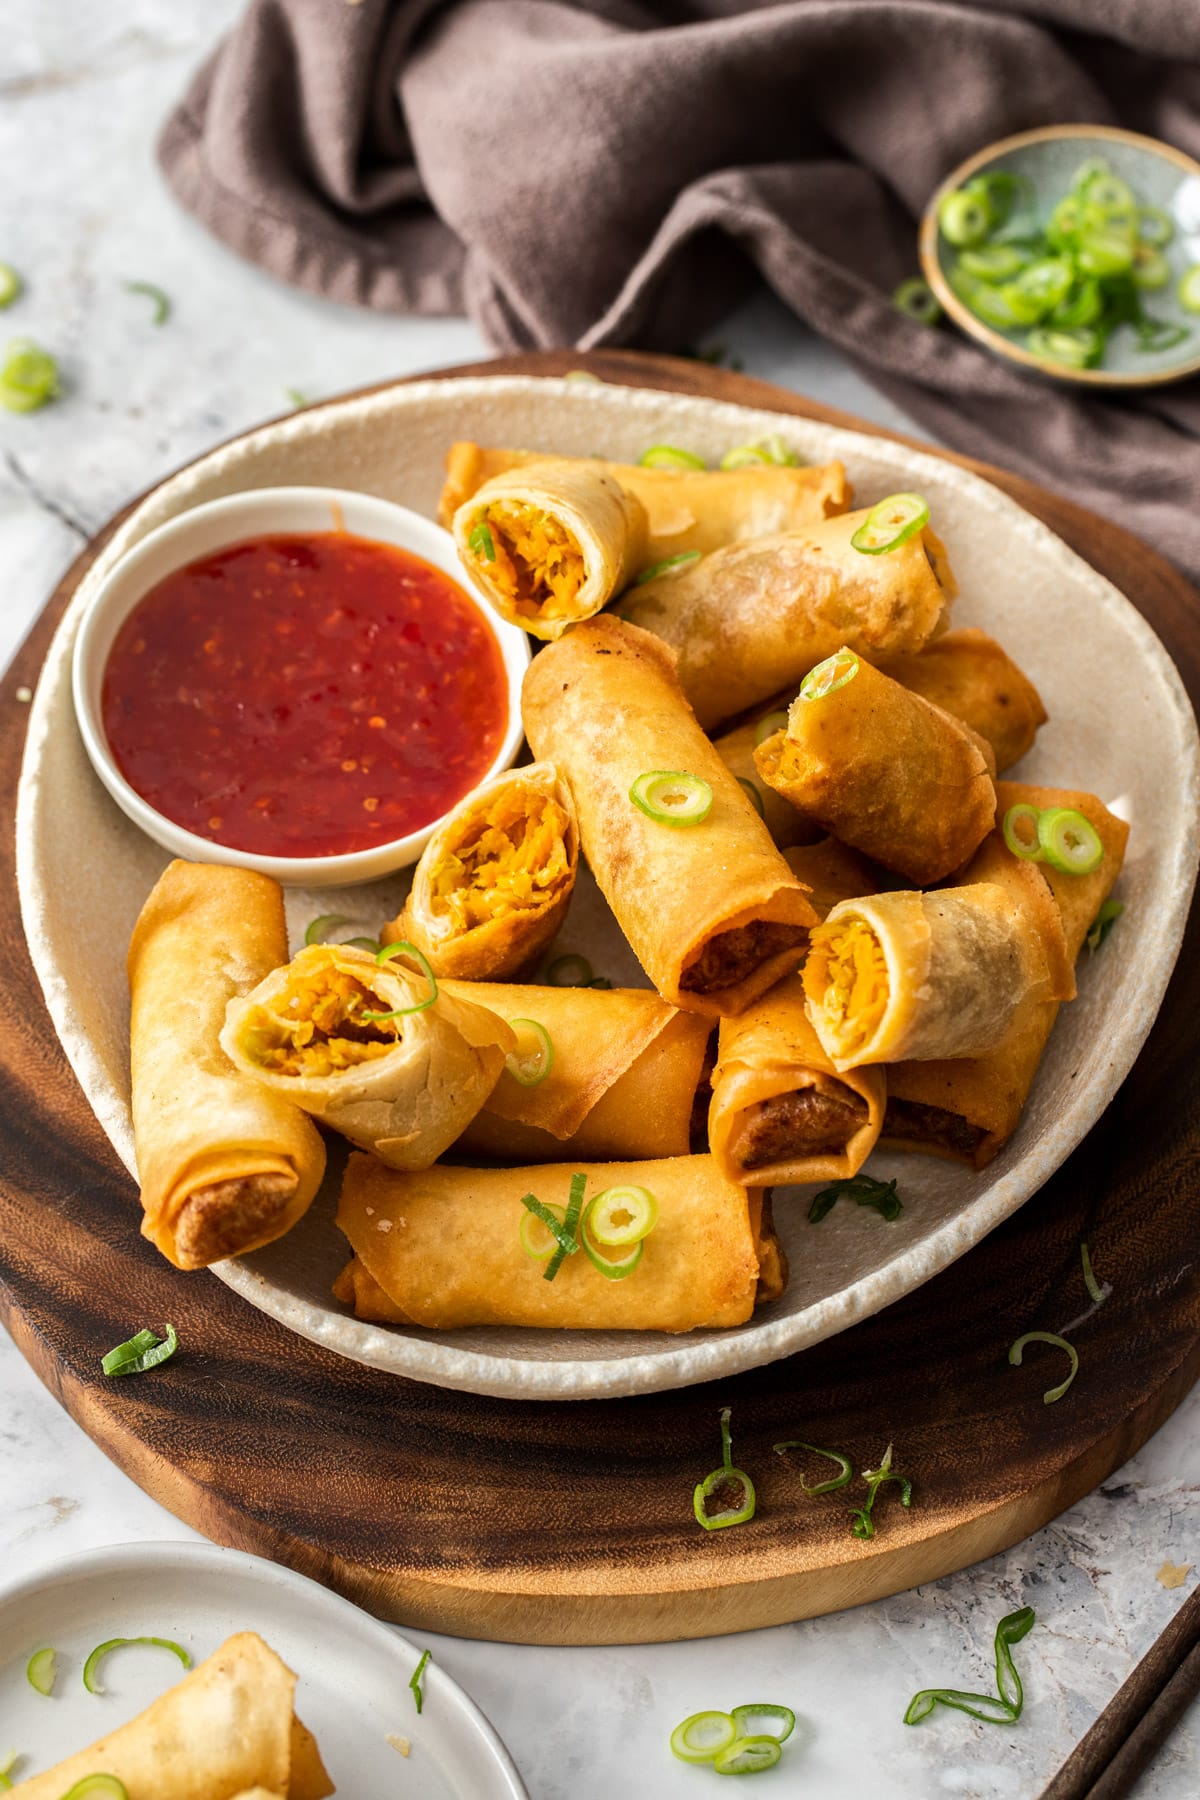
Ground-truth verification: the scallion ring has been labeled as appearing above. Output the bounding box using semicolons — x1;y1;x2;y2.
720;434;800;467
635;550;701;585
737;776;765;817
713;1735;782;1775
938;189;992;248
586;1185;658;1246
505;1018;554;1087
799;648;859;701
82;1635;191;1696
1138;206;1174;247
125;280;170;326
361;941;438;1020
670;1710;737;1764
26;1646;56;1695
850;493;929;555
0;338;59;413
693;1406;757;1531
1009;1329;1079;1404
468;520;496;562
304;913;348;946
957;246;1029;284
1037;806;1103;875
638;444;707;470
546;1171;587;1281
519;1203;567;1262
1026;325;1104;369
1002;802;1044;861
0;264;21;309
547;952;594;987
893;277;942;324
59;1781;130;1800
343;936;382;952
1080;1241;1108;1307
773;1440;853;1495
580;1202;644;1280
101;1323;178;1377
629;769;713;827
753;710;789;745
729;1704;795;1743
1132;245;1171;291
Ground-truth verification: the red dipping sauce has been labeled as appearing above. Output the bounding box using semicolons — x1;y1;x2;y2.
102;532;509;859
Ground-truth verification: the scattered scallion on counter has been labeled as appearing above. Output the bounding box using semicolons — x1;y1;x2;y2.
851;492;929;555
409;1648;431;1713
1086;897;1123;952
629;769;713;827
773;1440;853;1495
0;338;59;413
360;940;438;1021
304;913;349;946
670;1703;794;1772
849;1443;912;1539
82;1636;191;1696
124;280;170;326
1080;1241;1108;1308
546;952;596;987
1009;1329;1079;1404
505;1018;554;1087
809;1173;902;1225
60;1779;129;1800
893;277;942;325
101;1323;178;1377
904;1606;1037;1726
638;444;707;471
693;1406;757;1531
635;550;702;585
0;263;22;309
468;521;496;562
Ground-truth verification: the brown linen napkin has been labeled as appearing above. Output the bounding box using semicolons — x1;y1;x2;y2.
159;0;1200;579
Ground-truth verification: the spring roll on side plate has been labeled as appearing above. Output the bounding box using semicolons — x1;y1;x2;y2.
220;943;514;1169
620;507;956;729
876;627;1047;772
395;762;579;980
127;862;326;1272
523;616;818;1017
333;1153;785;1331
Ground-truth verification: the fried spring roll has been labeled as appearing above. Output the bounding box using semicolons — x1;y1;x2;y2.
755;649;996;883
620;509;956;729
395;762;579;980
333;1153;785;1330
220;943;514;1169
127;862;326;1272
522;617;817;1017
713;718;822;850
881;785;1129;1167
444;981;713;1161
876;627;1047;772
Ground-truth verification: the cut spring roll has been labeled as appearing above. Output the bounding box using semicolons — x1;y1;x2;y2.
881;784;1129;1167
333;1153;785;1331
395;762;579;980
877;627;1047;772
220;943;514;1169
443;981;713;1161
11;1632;332;1800
755;649;996;884
712;717;822;850
711;840;885;1186
127;862;326;1271
522;616;818;1017
620;508;956;729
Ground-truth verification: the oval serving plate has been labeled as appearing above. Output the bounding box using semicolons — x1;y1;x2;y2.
15;373;1200;1400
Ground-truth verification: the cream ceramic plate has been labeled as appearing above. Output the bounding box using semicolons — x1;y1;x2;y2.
15;374;1199;1400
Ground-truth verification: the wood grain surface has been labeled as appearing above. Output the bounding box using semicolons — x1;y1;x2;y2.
1;350;1198;1646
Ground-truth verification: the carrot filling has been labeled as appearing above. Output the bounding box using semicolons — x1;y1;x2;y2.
806;915;890;1060
430;788;573;934
238;966;400;1077
478;501;586;620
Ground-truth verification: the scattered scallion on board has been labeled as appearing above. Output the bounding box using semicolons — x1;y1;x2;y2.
82;1636;191;1696
0;338;59;413
124;280;170;326
849;1443;912;1539
905;1606;1037;1726
1080;1241;1108;1307
693;1406;757;1531
25;1646;56;1696
409;1648;431;1713
809;1173;902;1225
1009;1329;1079;1404
773;1440;853;1494
101;1324;178;1377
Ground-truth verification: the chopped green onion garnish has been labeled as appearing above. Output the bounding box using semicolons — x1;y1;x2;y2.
1138;205;1174;246
101;1323;178;1377
586;1185;658;1246
958;246;1030;283
1051;278;1103;329
1009;1329;1079;1404
1037;807;1103;875
82;1635;191;1696
1136;318;1189;353
773;1440;853;1494
304;913;348;946
468;520;496;562
737;776;765;818
809;1174;901;1224
849;1442;912;1539
505;1018;554;1087
547;952;594;987
546;1171;587;1281
361;941;438;1021
520;1193;577;1267
670;1711;737;1764
638;445;707;470
1028;324;1105;368
939;189;992;247
1085;897;1123;953
754;710;789;745
893;277;943;324
1080;1241;1108;1307
729;1704;795;1743
25;1646;56;1695
59;1780;129;1800
0;264;21;309
635;550;701;585
1002;802;1044;861
629;769;713;827
714;1736;782;1775
125;280;170;326
0;338;59;413
850;493;929;555
720;435;801;468
905;1606;1036;1726
693;1406;757;1531
1132;245;1171;291
800;648;859;701
409;1648;431;1714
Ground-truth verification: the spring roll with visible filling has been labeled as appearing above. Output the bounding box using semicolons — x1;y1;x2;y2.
755;649;996;884
127;862;326;1272
877;628;1047;772
620;508;956;729
522;617;817;1017
220;943;514;1170
713;717;822;850
710;840;885;1186
444;981;714;1160
881;784;1128;1167
395;762;578;980
11;1631;332;1799
333;1153;785;1331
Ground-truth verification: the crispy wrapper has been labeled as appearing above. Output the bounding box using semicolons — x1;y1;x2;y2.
395;762;579;980
11;1632;332;1800
333;1153;785;1331
620;508;956;729
713;718;822;850
522;616;817;1016
877;627;1047;772
127;862;326;1272
881;784;1129;1167
220;944;514;1170
443;980;713;1160
755;652;996;884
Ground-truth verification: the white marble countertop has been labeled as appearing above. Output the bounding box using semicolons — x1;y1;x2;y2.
3;5;1198;1797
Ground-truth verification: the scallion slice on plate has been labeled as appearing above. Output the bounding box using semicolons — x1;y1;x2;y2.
850;493;929;555
361;941;438;1021
25;1646;56;1695
82;1635;191;1696
505;1018;554;1087
638;444;707;470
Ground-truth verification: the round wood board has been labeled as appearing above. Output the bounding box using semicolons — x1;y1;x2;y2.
2;351;1198;1647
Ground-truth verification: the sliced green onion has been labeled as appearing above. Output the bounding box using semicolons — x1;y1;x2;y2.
1051;279;1103;329
505;1018;554;1087
1083;172;1135;215
520;1202;565;1262
629;769;713;827
82;1635;191;1696
409;1648;431;1714
1002;802;1044;861
693;1406;756;1531
753;710;789;746
958;246;1030;283
849;1442;913;1539
468;520;496;562
1085;897;1123;953
892;277;943;324
729;1704;795;1743
0;264;21;309
635;550;701;585
939;189;992;247
26;1646;56;1695
773;1440;853;1494
639;445;707;470
800;648;859;701
1132;245;1171;291
670;1711;737;1763
1136;318;1189;353
361;941;438;1020
1037;807;1103;875
546;1171;587;1281
737;776;765;817
966;170;1034;223
125;280;170;326
1009;1329;1079;1404
547;952;594;987
1138;206;1174;247
59;1781;130;1800
850;493;929;555
0;338;59;413
713;1736;782;1775
809;1173;901;1224
520;1192;578;1264
304;913;348;946
101;1323;178;1377
343;936;382;952
1011;256;1074;315
580;1196;645;1280
1081;1241;1108;1307
586;1185;658;1246
720;434;800;468
1076;230;1135;278
905;1606;1036;1727
1026;324;1104;369
951;271;1028;331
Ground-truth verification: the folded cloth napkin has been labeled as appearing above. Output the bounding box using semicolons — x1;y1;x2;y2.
159;0;1200;580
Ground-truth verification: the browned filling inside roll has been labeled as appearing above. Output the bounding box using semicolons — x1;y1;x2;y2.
175;1171;297;1269
736;1084;869;1170
884;1098;987;1159
680;920;808;995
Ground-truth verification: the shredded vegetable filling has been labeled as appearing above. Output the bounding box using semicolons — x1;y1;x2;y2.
241;966;401;1076
431;790;572;932
809;916;890;1059
477;501;586;619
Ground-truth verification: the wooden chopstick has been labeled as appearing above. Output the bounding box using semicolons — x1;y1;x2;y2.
1039;1580;1200;1800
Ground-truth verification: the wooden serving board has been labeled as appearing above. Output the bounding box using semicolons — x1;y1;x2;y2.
2;350;1198;1647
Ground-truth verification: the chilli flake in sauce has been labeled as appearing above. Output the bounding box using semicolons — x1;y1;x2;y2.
102;532;509;858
